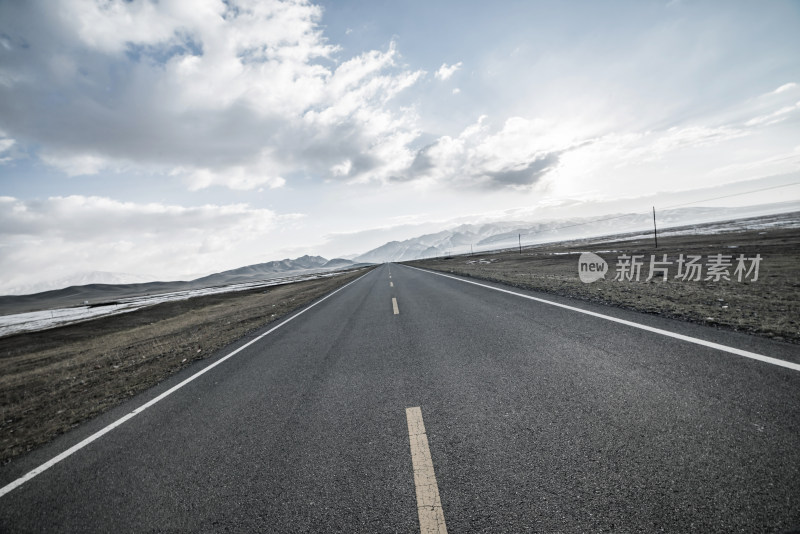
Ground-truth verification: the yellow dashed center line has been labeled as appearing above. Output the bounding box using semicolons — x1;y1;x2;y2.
406;407;448;533
392;297;399;314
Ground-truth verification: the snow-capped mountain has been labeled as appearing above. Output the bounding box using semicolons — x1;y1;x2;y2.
352;203;800;263
1;256;357;299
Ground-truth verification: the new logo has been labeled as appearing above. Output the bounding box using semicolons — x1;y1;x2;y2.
578;252;608;283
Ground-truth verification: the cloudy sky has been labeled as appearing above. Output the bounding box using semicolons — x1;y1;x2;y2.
1;0;799;293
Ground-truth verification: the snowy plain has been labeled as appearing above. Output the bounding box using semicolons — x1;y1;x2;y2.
0;271;345;338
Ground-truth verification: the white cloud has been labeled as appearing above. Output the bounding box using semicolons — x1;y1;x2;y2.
639;125;748;159
0;0;796;201
401;104;788;193
179;165;286;191
0;133;14;164
39;151;112;176
0;128;18;163
745;101;800;127
707;145;800;179
0;195;300;292
561;125;748;170
405;115;587;189
0;0;424;189
435;61;462;81
330;159;352;177
773;82;797;95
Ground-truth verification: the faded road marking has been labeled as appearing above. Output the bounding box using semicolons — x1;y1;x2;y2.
392;297;400;314
390;281;394;287
406;407;448;534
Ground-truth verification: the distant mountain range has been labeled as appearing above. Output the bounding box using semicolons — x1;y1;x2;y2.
3;256;357;297
2;201;798;315
5;271;161;296
0;255;363;314
350;202;800;263
350;221;525;263
189;255;351;287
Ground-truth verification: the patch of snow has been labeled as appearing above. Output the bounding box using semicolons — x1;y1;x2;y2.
0;270;351;337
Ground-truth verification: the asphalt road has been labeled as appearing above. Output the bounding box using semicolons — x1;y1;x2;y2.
1;263;799;533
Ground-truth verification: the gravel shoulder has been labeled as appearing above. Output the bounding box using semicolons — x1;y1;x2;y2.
403;226;800;344
0;268;372;463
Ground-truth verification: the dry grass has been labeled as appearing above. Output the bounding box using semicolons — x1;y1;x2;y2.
405;227;800;343
0;268;372;463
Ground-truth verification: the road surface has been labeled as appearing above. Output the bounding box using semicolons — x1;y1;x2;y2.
1;263;798;532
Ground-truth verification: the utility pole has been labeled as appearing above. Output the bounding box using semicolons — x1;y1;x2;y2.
652;206;658;249
470;244;474;256
518;234;522;254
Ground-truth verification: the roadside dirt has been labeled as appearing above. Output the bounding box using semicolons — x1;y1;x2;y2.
0;268;372;463
404;227;800;344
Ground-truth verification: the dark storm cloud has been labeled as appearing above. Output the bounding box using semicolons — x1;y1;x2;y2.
483;152;562;188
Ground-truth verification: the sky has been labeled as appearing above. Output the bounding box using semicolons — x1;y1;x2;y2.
1;0;799;293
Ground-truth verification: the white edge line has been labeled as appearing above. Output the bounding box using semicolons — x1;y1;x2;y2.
0;269;372;498
404;265;800;372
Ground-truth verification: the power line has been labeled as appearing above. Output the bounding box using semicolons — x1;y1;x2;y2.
659;181;800;210
522;212;637;235
520;181;800;239
456;181;799;257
